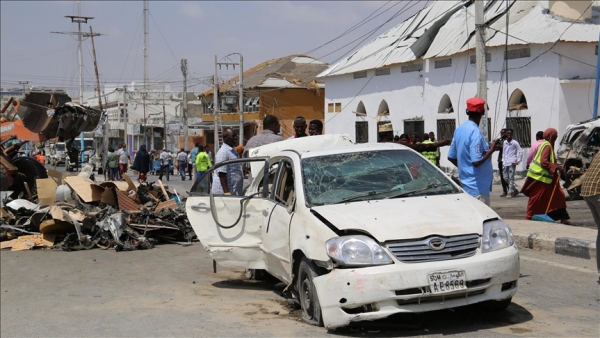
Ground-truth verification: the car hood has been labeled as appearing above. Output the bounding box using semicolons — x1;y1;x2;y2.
310;194;498;242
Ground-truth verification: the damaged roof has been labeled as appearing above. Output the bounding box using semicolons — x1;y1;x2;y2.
201;54;328;96
319;0;600;78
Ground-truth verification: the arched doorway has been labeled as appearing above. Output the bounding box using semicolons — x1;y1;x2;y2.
354;101;368;143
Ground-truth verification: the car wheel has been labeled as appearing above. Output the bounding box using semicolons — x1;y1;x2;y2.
478;297;512;311
297;258;324;326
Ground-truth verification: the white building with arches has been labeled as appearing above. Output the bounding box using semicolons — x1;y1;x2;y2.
319;0;600;171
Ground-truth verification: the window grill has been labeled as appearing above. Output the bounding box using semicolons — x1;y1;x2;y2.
506;117;532;147
435;59;452;69
596;45;598;55
375;68;391;76
437;119;456;141
403;120;424;139
470;53;491;64
401;62;423;73
353;71;367;79
505;47;531;60
355;121;369;143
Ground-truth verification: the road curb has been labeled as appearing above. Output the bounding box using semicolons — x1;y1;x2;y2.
513;231;597;260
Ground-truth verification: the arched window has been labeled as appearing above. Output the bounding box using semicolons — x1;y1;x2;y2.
355;101;367;117
508;89;528;111
377;100;390;117
438;94;454;114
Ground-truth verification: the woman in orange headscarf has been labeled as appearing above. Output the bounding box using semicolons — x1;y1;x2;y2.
520;128;571;224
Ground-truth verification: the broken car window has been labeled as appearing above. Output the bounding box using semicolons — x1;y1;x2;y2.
302;150;457;207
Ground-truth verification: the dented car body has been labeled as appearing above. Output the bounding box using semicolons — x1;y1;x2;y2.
187;135;519;329
557;118;600;197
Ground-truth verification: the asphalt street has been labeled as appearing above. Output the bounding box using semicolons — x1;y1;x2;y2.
1;243;598;337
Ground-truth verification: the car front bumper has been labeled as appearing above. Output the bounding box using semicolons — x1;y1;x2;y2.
312;245;519;329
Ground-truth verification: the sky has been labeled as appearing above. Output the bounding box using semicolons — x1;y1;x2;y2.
0;0;428;98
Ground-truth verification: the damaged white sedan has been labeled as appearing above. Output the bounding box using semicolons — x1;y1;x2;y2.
187;135;519;329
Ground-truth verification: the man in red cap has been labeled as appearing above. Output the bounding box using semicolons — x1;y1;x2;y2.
447;97;500;206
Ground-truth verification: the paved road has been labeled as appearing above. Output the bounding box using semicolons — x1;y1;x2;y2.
1;242;598;337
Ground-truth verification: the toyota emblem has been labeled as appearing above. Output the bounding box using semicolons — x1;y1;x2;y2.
428;237;446;251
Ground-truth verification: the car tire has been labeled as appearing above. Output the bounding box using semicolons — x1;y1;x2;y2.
297;258;324;327
478;297;512;311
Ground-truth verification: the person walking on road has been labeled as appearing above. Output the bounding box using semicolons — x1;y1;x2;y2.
520;128;571;224
526;131;544;169
187;151;193;180
497;128;509;197
195;145;211;180
579;154;600;284
107;147;119;181
176;148;188;181
447;98;500;206
158;148;170;181
190;143;200;180
117;144;130;180
502;129;522;198
212;128;243;196
131;144;151;183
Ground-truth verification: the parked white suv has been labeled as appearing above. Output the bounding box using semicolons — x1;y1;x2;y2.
187;135;519;329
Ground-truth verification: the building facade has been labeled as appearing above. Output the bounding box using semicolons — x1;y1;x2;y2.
319;0;599;171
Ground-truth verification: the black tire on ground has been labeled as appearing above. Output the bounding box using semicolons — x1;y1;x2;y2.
10;157;48;197
297;258;324;327
477;297;512;311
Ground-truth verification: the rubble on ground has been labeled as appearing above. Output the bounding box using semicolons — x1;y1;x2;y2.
0;170;195;252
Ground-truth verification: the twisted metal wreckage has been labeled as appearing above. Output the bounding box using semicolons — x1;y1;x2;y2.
1;174;196;252
1;91;196;251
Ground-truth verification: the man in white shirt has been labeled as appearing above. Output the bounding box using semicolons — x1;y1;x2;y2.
176;148;188;181
502;129;522;198
117;144;129;180
158;148;171;181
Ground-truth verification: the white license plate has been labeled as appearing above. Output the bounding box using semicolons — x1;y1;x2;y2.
428;270;467;294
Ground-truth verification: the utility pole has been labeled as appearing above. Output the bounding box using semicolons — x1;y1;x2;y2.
181;58;188;150
216;54;244;147
214;55;219;154
18;81;29;93
475;0;488;141
593;31;600;119
89;26;107;169
163;103;167;151
123;85;128;153
143;0;150;149
51;2;101;162
238;55;244;146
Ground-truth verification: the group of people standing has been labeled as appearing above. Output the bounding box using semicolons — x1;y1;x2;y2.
446;97;573;224
105;144;130;181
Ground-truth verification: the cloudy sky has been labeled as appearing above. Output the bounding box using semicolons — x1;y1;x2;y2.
0;1;427;97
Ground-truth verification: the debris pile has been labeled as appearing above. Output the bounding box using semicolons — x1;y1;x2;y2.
1;170;195;252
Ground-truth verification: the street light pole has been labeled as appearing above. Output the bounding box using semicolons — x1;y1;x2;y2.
475;0;489;141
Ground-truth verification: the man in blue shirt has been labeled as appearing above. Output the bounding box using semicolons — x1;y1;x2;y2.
447;98;500;206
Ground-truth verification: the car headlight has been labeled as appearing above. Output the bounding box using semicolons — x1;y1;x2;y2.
325;235;393;266
482;219;514;253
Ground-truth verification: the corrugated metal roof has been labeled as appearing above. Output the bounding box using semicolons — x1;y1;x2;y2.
201;54;328;96
320;0;599;77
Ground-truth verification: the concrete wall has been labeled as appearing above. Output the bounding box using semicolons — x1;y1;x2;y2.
323;42;595;171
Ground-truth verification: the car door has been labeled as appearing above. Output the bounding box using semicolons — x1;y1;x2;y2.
261;158;296;283
186;157;272;270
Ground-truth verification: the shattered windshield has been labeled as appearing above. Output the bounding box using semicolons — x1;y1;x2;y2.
302;150;458;207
